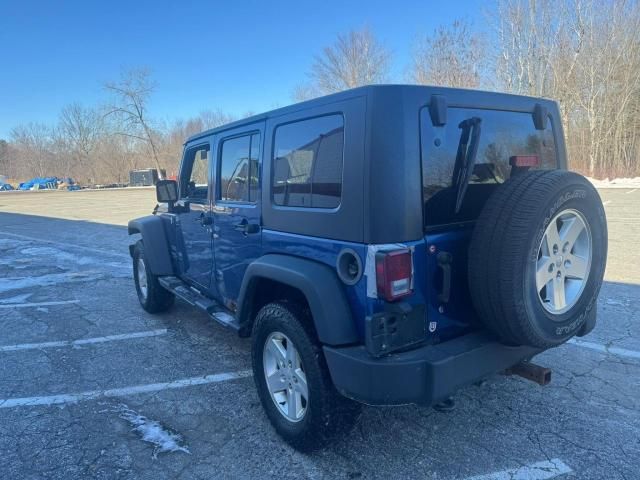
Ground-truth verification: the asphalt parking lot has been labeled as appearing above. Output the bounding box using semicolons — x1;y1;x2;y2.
0;187;638;480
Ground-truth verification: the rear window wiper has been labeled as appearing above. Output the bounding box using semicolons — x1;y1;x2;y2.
452;117;482;214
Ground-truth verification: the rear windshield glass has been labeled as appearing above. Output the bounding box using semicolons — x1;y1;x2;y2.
420;107;557;228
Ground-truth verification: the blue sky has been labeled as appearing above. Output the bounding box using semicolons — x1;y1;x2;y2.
0;0;488;138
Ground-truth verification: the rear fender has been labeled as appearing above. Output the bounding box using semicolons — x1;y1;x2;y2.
237;254;359;346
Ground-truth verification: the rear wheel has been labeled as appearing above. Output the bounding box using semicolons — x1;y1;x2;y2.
468;170;607;348
132;241;174;313
252;302;360;451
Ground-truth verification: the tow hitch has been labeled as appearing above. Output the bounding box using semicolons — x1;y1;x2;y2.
505;361;551;386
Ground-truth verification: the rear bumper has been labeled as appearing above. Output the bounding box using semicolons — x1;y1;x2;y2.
323;332;541;406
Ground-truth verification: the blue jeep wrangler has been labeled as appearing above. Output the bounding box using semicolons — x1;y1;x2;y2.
129;85;607;450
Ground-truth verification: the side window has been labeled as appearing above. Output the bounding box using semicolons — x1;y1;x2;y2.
180;145;210;201
272;115;344;208
219;133;261;203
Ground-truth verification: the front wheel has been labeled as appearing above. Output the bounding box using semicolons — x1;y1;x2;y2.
132;241;174;313
252;302;360;451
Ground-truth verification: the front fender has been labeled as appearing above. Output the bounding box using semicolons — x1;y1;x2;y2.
237;254;359;346
128;215;174;276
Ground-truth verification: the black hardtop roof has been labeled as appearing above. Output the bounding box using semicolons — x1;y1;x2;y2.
185;84;558;145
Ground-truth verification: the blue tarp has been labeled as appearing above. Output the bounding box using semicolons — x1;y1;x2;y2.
16;176;79;190
19;176;60;190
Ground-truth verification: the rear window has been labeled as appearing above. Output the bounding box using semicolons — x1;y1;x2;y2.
421;107;557;227
272;115;344;209
219;133;260;203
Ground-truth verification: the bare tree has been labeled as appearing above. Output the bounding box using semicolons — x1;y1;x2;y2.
158;110;238;177
57;103;104;180
494;0;640;177
291;83;321;102
4;76;239;184
10;123;55;178
410;20;486;88
199;109;236;130
95;133;138;184
104;68;164;177
493;0;564;96
304;26;392;96
0;139;9;177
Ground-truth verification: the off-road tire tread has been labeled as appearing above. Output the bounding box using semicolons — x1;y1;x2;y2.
133;241;175;313
468;170;548;341
252;301;360;451
468;170;606;347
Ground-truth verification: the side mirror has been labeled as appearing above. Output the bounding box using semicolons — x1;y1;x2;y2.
156;179;178;205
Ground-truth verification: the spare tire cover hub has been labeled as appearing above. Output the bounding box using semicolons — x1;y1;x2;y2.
536;208;592;315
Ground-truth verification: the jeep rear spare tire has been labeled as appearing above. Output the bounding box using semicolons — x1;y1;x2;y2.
468;170;607;348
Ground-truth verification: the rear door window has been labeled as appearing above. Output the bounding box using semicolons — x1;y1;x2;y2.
219;133;261;203
421;107;557;227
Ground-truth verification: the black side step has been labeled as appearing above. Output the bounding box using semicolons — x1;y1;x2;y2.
158;276;241;332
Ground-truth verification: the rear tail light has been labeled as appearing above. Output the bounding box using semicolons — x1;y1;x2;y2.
375;249;413;302
509;155;539;167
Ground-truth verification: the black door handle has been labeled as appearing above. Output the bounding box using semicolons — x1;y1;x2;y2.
198;213;212;226
233;218;248;232
234;218;260;234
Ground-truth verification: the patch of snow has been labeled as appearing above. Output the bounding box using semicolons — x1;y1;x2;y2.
0;238;23;248
115;404;190;459
17;245;129;275
0;235;129;278
586;176;640;189
0;272;103;293
19;246;97;265
0;231;129;259
0;293;33;304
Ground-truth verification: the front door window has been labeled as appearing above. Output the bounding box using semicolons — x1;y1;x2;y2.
181;146;210;201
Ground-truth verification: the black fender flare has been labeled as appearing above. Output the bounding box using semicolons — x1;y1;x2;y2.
237;254;358;346
128;215;174;276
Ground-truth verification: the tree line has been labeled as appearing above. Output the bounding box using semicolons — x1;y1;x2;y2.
1;0;638;184
0;68;236;184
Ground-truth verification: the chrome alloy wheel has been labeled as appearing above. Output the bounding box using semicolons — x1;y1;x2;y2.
536;209;592;315
137;258;148;300
263;332;308;422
